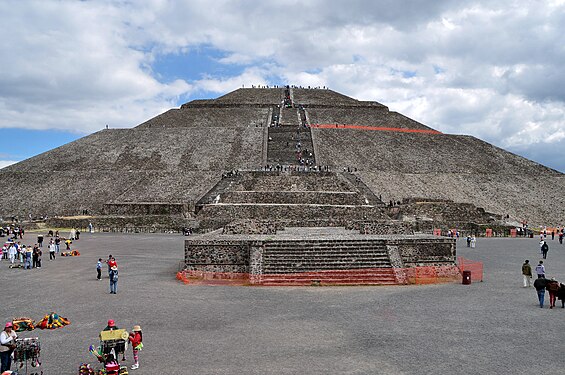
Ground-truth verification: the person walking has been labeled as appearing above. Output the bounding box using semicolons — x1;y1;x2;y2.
534;276;549;308
97;258;102;281
535;261;545;278
541;241;549;259
0;322;17;372
547;278;560;309
109;265;118;294
522;260;532;287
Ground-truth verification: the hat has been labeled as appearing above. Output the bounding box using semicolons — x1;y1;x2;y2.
5;322;13;329
132;325;142;332
111;266;118;271
107;319;115;327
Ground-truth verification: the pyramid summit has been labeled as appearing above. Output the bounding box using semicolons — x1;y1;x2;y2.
1;86;563;229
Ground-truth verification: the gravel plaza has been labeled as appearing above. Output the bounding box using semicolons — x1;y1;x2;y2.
1;232;565;374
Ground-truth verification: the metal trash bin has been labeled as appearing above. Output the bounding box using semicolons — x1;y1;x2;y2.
462;270;472;285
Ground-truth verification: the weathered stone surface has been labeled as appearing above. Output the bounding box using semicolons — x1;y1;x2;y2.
0;87;562;228
183;228;457;285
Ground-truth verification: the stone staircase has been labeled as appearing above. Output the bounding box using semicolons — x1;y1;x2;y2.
195;173;243;211
194;171;389;230
260;239;398;285
340;173;385;206
267;127;315;165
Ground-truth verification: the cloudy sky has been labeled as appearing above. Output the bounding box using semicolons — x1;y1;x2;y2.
1;0;564;172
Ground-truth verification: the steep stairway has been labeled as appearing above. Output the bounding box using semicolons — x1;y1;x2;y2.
260;239;397;285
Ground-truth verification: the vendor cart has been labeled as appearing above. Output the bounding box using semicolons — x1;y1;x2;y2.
99;329;129;359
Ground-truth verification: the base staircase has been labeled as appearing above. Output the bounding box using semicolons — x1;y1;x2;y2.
260;239;398;285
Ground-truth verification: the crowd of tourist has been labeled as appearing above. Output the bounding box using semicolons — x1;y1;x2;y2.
0;228;80;268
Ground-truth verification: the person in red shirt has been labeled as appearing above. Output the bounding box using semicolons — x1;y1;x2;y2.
129;325;143;370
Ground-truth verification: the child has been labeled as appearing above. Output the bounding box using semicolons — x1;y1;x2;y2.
97;259;102;280
129;325;143;370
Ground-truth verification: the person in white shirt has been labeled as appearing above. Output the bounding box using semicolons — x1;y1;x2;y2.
0;322;17;372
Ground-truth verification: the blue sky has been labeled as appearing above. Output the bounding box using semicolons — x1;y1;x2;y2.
1;0;564;173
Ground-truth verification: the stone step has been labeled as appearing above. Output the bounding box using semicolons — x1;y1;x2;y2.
263;264;393;273
264;244;388;250
259;268;398;285
264;250;389;256
260;280;399;286
263;257;390;264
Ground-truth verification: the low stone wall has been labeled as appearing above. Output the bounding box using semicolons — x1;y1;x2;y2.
197;204;386;226
184;240;251;273
104;203;189;216
349;221;415;235
46;215;196;233
220;191;362;205
394;238;456;267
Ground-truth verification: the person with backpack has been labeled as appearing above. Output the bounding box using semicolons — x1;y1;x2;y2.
541;241;549;259
109;265;118;294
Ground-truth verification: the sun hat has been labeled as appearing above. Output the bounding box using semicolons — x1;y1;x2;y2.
5;322;13;329
111;266;118;271
132;325;141;332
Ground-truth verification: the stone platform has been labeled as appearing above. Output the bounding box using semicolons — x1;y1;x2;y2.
183;227;459;285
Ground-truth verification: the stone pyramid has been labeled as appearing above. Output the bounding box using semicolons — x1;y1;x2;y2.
0;86;563;229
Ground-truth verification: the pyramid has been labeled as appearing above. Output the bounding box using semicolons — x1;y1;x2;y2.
0;86;563;229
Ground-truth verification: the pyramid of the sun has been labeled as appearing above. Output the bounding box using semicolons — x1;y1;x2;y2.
0;87;563;227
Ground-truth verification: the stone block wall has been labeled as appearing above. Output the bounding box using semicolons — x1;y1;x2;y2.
46;215;196;233
222;220;279;235
220;191;363;205
349;221;415;235
104;203;189;216
393;238;456;267
197;204;387;226
185;240;251;273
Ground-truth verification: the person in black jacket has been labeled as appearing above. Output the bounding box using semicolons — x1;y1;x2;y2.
534;276;549;308
541;241;549;259
557;283;565;308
